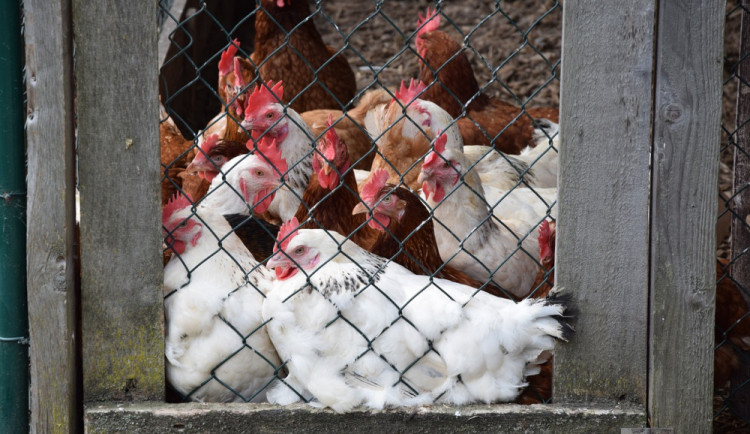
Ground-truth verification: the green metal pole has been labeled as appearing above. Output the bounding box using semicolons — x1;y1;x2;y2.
0;0;29;432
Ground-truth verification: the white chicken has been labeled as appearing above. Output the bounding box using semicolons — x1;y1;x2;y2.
262;217;571;412
241;81;315;222
418;134;546;299
162;151;285;402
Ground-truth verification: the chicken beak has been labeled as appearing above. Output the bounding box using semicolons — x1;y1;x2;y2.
185;159;213;175
416;170;429;185
321;164;332;176
352;202;370;215
266;251;288;270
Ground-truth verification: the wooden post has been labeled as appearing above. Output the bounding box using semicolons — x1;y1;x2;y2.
554;1;654;408
24;0;79;431
648;0;724;432
73;1;164;401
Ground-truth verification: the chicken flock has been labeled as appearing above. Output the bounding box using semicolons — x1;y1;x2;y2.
159;0;748;411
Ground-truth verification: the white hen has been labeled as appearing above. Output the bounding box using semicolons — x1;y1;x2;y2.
241;81;315;221
162;153;284;402
418;134;547;298
261;218;571;413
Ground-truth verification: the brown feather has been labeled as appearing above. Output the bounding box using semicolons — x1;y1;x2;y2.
251;0;357;112
417;30;558;154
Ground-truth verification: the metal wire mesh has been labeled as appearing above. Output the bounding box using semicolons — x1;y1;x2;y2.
716;1;750;431
159;0;561;407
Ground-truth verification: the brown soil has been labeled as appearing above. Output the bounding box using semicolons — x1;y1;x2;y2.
313;0;561;108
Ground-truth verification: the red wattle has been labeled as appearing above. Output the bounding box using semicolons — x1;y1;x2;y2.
275;266;298;280
432;183;446;203
367;212;391;231
253;187;275;214
422;181;433;201
318;170;339;190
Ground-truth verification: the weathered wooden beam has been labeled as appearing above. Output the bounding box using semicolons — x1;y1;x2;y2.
85;402;646;434
73;0;164;402
24;0;80;431
648;0;724;431
554;1;654;406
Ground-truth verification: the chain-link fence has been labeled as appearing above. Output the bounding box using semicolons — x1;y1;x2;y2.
717;1;750;432
159;0;563;409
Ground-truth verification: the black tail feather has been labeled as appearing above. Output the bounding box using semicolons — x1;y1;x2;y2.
544;287;576;341
224;213;280;263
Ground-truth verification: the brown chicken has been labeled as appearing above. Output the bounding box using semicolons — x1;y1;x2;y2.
300;88;392;170
160;106;197;205
364;80;436;190
513;219;557;405
248;0;357;113
530;219;556;300
352;169;514;300
217;40;256;118
415;8;558;154
293;116;378;248
715;260;750;390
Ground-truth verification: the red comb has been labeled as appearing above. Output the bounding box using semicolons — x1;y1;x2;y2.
538;220;552;261
423;132;448;167
193;134;220;163
417;7;440;35
361;169;389;206
162;192;192;224
322;113;344;156
245;81;284;118
324;113;338;144
275;217;300;254
219;39;240;76
394;78;426;106
233;57;245;88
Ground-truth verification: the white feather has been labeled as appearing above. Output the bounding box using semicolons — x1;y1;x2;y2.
163;200;279;402
262;230;568;412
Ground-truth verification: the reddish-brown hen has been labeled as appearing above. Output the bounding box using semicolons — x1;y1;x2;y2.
160;107;197;205
715;260;750;390
294;116;378;249
250;0;356;113
301;88;392;170
415;8;558;154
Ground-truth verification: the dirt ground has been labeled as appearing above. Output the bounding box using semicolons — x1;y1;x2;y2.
313;0;561;109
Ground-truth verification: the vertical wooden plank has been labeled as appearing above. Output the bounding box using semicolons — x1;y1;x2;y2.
649;0;724;431
734;0;750;307
24;0;79;431
554;1;654;406
73;1;164;401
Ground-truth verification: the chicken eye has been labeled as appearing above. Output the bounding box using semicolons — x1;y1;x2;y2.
443;162;450;168
266;112;274;119
382;196;391;203
294;246;305;255
211;155;225;163
255;169;265;177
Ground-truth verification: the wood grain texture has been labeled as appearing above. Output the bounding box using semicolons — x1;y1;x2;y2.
733;0;750;307
554;1;654;406
73;0;164;402
648;0;724;431
24;0;79;431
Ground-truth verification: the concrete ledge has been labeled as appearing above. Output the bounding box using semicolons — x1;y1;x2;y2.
85;402;646;433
